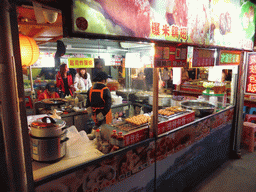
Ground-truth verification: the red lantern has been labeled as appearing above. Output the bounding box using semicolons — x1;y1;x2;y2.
19;34;39;67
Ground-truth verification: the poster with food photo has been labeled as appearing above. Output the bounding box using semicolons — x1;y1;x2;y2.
72;0;255;49
209;0;255;50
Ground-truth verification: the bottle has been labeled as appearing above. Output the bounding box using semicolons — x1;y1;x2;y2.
95;129;101;142
102;142;110;154
110;130;118;146
117;132;125;148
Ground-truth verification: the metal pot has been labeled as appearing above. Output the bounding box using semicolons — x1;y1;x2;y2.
30;116;67;137
149;94;172;107
29;116;69;162
180;100;215;117
30;131;68;162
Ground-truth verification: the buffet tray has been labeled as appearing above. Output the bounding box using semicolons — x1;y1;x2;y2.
112;121;148;132
157;110;195;136
158;111;190;121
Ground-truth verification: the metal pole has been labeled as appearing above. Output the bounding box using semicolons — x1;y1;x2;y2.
231;52;246;158
0;0;28;191
29;66;35;100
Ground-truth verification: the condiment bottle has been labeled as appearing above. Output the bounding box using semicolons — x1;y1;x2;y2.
102;142;110;154
110;130;118;146
117;132;125;148
95;129;101;142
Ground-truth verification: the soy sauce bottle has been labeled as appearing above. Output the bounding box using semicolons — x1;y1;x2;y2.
117;132;125;148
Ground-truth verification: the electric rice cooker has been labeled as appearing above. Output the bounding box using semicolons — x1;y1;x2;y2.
30;116;69;162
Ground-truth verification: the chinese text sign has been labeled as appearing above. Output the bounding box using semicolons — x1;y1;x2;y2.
246;53;256;94
68;58;94;68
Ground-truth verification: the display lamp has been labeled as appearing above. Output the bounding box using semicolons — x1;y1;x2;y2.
19;34;39;67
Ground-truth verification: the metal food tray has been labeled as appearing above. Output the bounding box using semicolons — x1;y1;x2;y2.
113;121;148;132
158;111;189;121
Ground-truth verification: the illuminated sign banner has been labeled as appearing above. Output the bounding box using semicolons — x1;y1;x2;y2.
192;48;215;67
218;50;241;65
154;46;187;68
68;58;94;68
69;0;256;50
245;52;256;94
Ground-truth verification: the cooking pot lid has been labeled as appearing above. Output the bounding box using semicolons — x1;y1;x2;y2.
31;116;65;129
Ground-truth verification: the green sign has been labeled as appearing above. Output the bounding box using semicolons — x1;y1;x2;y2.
218;50;241;65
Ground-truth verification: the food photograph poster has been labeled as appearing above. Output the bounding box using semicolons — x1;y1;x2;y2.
72;0;255;50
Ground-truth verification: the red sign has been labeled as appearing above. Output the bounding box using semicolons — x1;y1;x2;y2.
154;46;187;68
157;111;195;135
124;128;148;146
245;53;256;94
192;48;215;67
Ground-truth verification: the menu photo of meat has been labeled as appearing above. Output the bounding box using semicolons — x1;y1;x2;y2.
116;142;155;181
73;0;151;38
186;0;211;45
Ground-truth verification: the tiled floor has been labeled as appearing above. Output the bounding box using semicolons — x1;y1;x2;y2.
191;148;256;192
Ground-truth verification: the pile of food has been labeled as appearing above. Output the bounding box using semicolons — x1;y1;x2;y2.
125;114;151;126
158;106;185;116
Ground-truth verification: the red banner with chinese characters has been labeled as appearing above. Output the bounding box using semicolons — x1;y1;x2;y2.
154;46;187;68
192;48;215;67
157;111;195;135
124;128;148;146
245;52;256;94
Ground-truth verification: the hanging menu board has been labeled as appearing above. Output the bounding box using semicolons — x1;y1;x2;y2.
154;46;187;68
68;58;94;68
245;52;256;94
192;48;215;67
66;0;256;50
217;50;241;65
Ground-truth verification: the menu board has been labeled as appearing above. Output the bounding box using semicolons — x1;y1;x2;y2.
245;52;256;94
218;50;242;65
154;46;187;68
192;48;215;67
68;58;94;68
69;0;256;50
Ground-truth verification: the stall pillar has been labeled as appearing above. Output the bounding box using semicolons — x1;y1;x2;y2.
231;52;246;158
0;0;33;191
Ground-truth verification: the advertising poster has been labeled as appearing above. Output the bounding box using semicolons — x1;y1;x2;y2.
71;0;255;50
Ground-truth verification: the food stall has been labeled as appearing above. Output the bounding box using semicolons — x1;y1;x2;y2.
1;0;255;191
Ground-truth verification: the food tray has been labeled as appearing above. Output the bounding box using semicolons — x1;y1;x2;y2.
42;98;67;105
124;114;151;126
113;121;148;132
158;111;189;120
